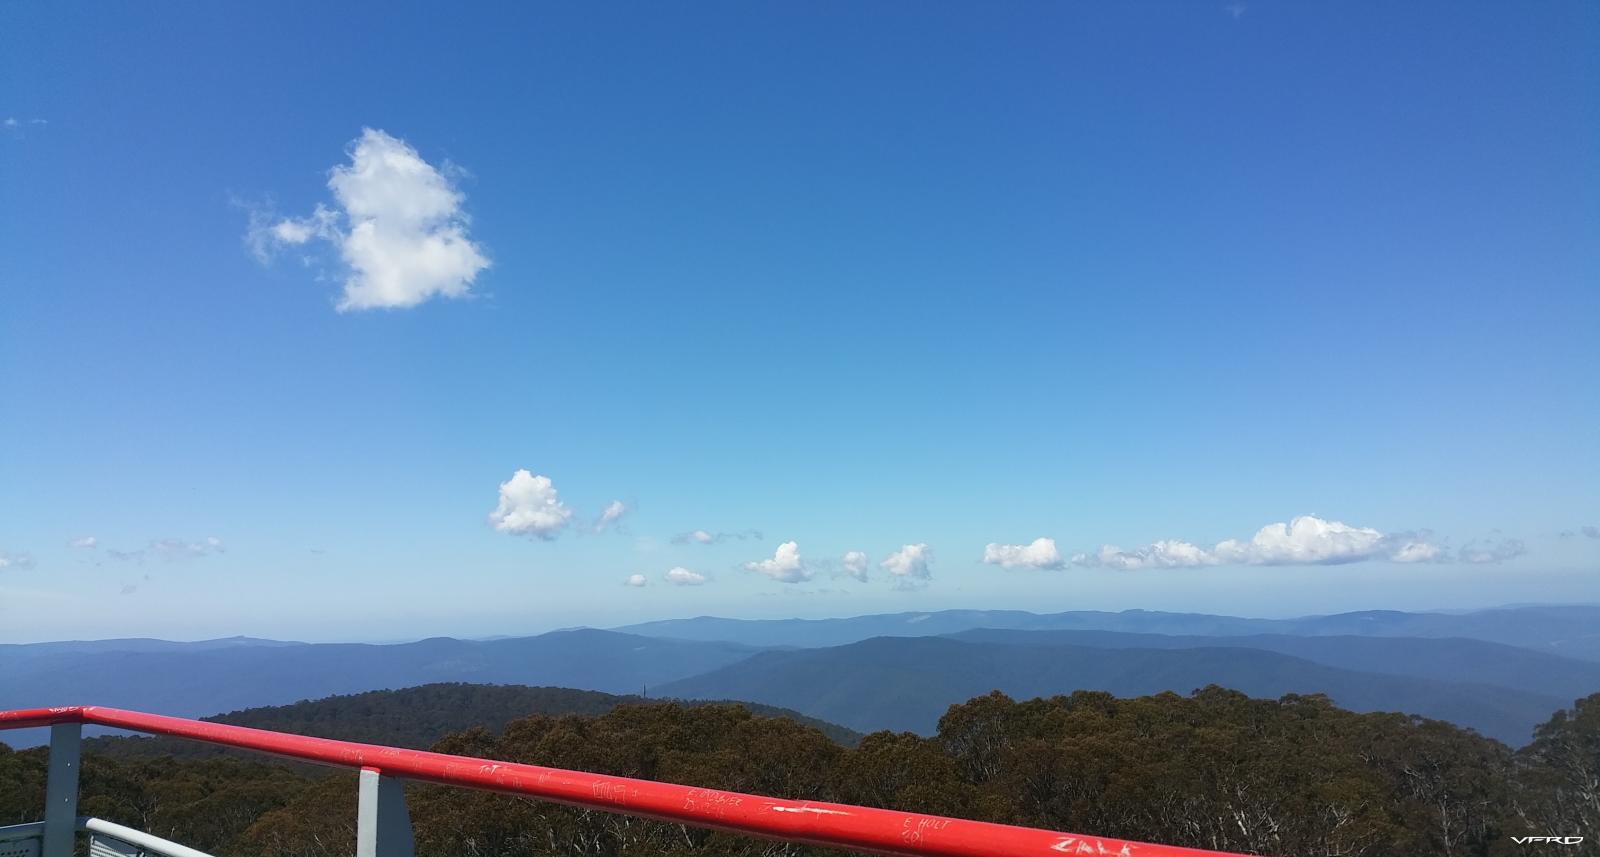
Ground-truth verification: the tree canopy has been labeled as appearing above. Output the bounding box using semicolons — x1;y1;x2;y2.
3;685;1596;857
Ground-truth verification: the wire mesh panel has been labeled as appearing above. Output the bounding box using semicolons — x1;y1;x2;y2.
87;835;142;857
0;837;40;857
0;823;44;857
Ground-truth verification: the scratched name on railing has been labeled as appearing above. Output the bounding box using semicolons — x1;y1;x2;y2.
589;780;639;807
683;788;745;820
901;816;951;845
1052;837;1137;856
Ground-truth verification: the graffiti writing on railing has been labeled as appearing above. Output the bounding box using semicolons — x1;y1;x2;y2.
683;788;746;820
590;781;638;807
1052;837;1137;856
901;817;952;845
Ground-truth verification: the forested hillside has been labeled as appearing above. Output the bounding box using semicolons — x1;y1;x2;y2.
83;683;862;759
657;636;1567;745
2;687;1597;856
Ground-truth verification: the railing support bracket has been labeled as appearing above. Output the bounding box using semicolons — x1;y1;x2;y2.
356;768;414;857
41;723;81;857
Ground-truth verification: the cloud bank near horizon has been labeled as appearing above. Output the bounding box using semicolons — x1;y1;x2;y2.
1066;515;1520;570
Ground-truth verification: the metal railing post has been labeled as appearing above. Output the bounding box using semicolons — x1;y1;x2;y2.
356;768;414;857
41;722;81;857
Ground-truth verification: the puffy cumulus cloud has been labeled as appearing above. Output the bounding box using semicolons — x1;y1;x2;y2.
624;573;648;588
1457;538;1527;564
1210;517;1436;565
70;536;97;549
664;567;707;586
881;544;932;589
250;128;490;311
672;529;762;545
982;537;1065;570
841;550;870;582
0;551;37;571
594;500;630;533
488;469;573;539
1072;515;1445;570
744;541;811;583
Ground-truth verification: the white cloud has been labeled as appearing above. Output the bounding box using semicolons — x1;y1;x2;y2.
744;541;812;583
70;536;97;549
2;117;47;137
672;529;761;545
665;567;706;586
1072;515;1446;569
881;544;932;588
1389;540;1444;563
152;537;225;560
1076;540;1217;571
841;550;870;582
624;573;648;588
982;537;1065;570
250;128;490;311
1212;517;1411;565
104;537;224;563
1457;538;1527;564
488;469;573;539
594;500;630;533
0;551;37;571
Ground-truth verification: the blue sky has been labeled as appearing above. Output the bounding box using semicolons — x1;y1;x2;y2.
1;2;1596;643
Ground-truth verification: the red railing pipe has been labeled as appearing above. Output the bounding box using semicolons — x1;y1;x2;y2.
0;706;1246;857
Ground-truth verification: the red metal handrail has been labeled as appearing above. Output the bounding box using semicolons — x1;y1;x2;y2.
0;705;1246;857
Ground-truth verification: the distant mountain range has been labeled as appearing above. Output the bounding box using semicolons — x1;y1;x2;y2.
656;634;1567;745
4;605;1598;749
0;635;302;656
945;628;1600;701
613;605;1600;659
0;629;756;745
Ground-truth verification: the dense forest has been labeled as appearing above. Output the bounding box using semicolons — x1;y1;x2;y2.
77;684;863;759
1;684;1596;857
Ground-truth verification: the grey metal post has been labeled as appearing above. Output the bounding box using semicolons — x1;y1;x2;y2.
41;723;81;857
356;768;414;857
